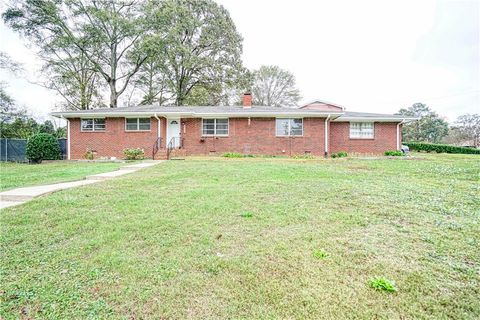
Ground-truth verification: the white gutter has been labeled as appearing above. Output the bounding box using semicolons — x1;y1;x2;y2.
61;115;71;160
333;117;416;122
50;111;192;118
324;114;330;157
397;119;406;150
51;111;345;119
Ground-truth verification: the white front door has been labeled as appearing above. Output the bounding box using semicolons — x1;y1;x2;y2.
167;119;181;148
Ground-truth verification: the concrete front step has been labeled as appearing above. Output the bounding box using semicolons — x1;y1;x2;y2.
153;149;186;160
153;151;168;160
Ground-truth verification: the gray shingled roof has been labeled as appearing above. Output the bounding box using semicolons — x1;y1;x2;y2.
51;105;414;121
52;104;339;114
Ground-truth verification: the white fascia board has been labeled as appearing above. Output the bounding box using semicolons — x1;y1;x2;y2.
51;111;196;118
194;112;343;118
52;111;345;119
333;117;418;122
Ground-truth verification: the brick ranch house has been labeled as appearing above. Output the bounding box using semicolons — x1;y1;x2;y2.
51;94;417;160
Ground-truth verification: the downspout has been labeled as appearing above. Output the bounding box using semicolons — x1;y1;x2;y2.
397;119;406;151
61;115;70;160
324;114;331;158
154;113;161;147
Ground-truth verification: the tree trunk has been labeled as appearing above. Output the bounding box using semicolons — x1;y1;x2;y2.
109;80;117;108
175;94;183;106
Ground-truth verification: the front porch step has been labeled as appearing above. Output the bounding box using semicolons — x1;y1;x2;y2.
152;148;186;160
153;150;168;160
169;149;187;158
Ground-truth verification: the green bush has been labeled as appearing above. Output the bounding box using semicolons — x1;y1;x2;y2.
313;249;328;259
240;212;253;218
123;148;145;160
331;151;348;159
222;152;243;158
26;133;61;164
369;277;397;293
405;142;480;155
384;150;404;156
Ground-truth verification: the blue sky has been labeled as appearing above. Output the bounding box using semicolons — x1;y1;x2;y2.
0;0;478;122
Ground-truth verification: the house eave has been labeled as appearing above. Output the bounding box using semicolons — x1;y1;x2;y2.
51;111;345;119
192;112;344;118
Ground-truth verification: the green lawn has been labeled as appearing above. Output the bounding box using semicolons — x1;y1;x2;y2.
0;161;124;191
1;154;479;319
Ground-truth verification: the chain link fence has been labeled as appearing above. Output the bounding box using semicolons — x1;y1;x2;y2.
0;138;67;162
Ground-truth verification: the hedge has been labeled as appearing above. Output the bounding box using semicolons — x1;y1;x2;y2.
384;150;404;156
404;142;480;155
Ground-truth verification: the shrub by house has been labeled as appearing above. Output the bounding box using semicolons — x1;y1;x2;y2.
26;133;61;163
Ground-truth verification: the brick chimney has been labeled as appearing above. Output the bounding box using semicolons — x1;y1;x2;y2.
242;93;252;108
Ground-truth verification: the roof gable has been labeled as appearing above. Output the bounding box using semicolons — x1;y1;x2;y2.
300;100;344;111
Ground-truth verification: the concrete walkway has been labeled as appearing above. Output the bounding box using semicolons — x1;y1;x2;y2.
0;161;163;209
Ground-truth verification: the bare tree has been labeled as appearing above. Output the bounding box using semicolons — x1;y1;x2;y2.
0;51;23;74
251;65;301;107
40;47;102;110
133;58;171;105
455;114;480;147
0;51;25;122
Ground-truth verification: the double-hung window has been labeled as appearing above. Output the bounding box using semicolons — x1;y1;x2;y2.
350;122;374;139
125;118;151;131
81;118;105;132
276;118;303;136
202;118;229;136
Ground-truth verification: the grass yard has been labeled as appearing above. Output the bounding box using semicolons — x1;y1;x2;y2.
1;154;479;319
0;161;124;191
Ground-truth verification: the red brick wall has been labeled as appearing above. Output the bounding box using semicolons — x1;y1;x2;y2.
68;117;401;159
181;117;326;156
329;122;399;154
69;117;166;159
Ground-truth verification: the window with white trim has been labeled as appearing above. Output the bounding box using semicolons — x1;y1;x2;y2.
202;118;229;136
276;118;303;136
125;118;151;131
81;118;105;131
350;122;374;139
